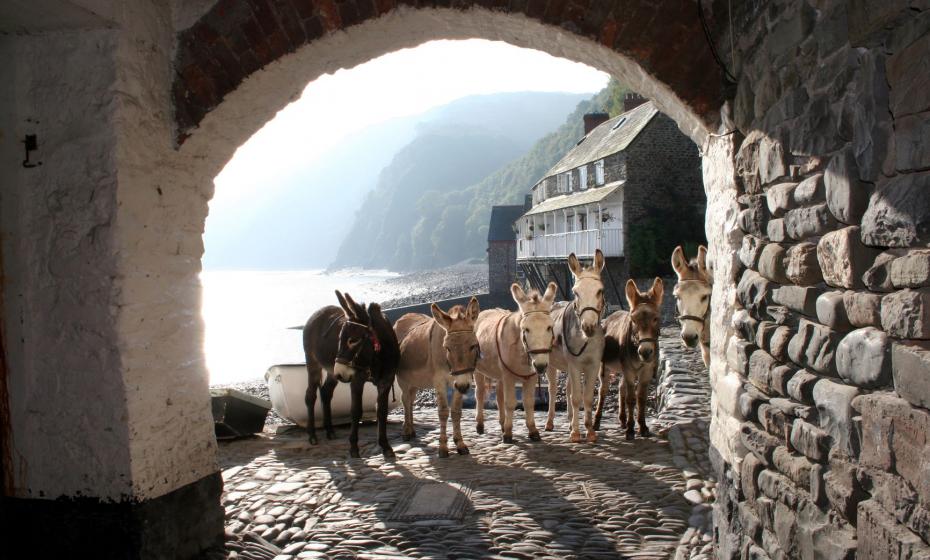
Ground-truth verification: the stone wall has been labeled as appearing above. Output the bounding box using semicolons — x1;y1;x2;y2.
706;2;930;558
488;241;517;295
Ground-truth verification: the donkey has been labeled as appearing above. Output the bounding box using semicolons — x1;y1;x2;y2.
671;245;712;367
594;278;664;440
394;298;481;458
545;250;606;443
474;282;557;443
302;290;400;458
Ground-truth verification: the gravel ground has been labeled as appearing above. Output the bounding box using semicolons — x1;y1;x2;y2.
374;262;488;309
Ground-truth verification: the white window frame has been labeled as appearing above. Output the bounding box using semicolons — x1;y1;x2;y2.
595;160;605;185
579;166;588;190
567;172;574;191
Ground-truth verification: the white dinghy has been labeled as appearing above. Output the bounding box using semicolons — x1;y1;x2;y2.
265;364;402;427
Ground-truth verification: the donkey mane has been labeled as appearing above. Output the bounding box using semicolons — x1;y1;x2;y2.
446;304;467;319
615;312;637;360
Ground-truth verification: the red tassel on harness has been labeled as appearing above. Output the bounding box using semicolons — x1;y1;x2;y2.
371;331;381;352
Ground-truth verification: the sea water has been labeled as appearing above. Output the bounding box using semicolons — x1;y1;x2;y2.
201;269;400;385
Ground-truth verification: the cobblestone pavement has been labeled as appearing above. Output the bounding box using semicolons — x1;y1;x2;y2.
218;327;715;560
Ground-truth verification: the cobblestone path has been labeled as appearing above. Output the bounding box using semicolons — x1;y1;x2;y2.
218;327;715;560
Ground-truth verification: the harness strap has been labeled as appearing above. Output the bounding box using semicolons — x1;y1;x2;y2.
677;314;706;324
559;302;589;358
495;312;538;381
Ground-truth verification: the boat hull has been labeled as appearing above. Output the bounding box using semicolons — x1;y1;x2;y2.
265;364;401;427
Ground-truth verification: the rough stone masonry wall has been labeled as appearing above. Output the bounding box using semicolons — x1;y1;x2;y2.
707;1;930;558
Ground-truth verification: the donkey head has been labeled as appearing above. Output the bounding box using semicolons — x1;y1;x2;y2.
333;290;378;383
568;249;606;337
431;297;481;394
511;282;557;374
671;245;712;349
625;278;664;362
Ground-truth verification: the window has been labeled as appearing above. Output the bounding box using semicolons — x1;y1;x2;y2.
567;172;574;192
579;212;587;230
595;160;605;185
556;174;567;193
579;166;588;190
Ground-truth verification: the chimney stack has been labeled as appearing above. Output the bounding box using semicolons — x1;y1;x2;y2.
623;92;647;113
583;112;610;135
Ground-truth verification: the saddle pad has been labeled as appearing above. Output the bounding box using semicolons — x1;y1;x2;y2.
388;480;473;521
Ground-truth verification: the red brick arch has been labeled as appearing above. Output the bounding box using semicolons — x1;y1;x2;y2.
173;0;725;143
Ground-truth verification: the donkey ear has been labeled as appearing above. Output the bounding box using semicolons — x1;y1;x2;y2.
344;292;367;322
671;246;688;279
466;296;480;322
335;290;353;318
697;245;709;278
542;282;558;304
430;303;452;330
625;279;639;309
594;249;605;272
511;283;528;305
650;277;665;304
567;253;582;276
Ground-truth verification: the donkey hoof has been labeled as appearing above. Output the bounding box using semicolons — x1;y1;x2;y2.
640;427;651;438
402;432;414;442
570;431;582;443
383;449;396;460
457;446;470;455
586;430;598;444
476;423;485;435
544;421;554;432
308;435;319;445
349;448;361;459
439;448;450;458
528;431;542;441
502;435;514;444
625;429;635;441
593;420;601;431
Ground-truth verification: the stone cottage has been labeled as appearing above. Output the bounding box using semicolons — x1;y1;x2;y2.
515;93;705;307
486;204;526;295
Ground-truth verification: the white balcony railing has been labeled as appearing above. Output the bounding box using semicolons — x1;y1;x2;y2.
516;228;622;260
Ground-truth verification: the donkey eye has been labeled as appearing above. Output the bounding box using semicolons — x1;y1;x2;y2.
597;290;603;298
701;295;709;302
547;326;552;332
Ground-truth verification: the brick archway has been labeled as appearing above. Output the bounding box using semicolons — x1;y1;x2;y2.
173;1;724;148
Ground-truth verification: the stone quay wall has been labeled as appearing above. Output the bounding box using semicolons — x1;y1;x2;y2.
706;2;930;558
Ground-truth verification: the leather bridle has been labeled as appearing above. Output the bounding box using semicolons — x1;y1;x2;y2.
424;318;478;378
334;320;379;370
495;310;551;380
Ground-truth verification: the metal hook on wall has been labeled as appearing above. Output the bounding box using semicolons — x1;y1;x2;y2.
22;134;41;168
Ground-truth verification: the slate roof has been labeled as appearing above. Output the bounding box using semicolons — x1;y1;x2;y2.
487;205;525;241
522;181;624;216
543;101;658;178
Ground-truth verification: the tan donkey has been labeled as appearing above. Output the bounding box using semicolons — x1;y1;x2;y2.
670;245;712;367
546;250;607;443
474;283;557;443
594;278;664;440
394;298;481;457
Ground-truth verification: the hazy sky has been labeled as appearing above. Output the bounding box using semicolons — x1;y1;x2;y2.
211;39;609;205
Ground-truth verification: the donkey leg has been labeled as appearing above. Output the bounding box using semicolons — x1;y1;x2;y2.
701;343;711;369
501;378;516;444
320;375;338;440
545;368;557;432
304;361;322;445
401;386;416;441
451;390;469;455
624;376;636;440
567;369;583;443
435;381;451;457
348;376;365;458
637;375;652;438
523;378;541;441
618;375;627;429
495;378;506;433
377;380;395;459
593;364;608;432
582;368;599;443
475;372;487;435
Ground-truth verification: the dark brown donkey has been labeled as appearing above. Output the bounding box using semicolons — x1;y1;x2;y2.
302;290;400;458
594;278;664;440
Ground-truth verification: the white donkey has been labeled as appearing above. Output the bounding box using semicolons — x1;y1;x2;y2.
671;245;712;367
545;250;606;443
